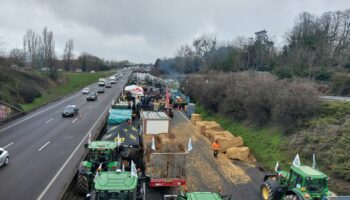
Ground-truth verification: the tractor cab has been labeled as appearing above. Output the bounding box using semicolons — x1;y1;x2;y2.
285;165;330;199
87;171;139;200
261;164;333;200
85;141;118;171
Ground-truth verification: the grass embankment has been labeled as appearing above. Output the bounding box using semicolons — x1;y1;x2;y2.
20;71;114;112
196;105;289;171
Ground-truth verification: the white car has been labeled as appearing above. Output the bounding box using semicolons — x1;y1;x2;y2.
0;148;9;167
82;88;91;94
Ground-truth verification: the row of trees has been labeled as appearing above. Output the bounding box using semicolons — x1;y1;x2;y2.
155;9;350;80
0;27;131;80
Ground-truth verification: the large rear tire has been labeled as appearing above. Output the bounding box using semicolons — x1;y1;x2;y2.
260;179;278;200
77;173;89;196
284;195;299;200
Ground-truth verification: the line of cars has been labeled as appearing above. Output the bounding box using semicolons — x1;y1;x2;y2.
62;74;121;118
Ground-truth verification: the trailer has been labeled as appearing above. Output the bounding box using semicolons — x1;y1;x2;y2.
171;89;190;108
141;114;187;188
140;111;170;135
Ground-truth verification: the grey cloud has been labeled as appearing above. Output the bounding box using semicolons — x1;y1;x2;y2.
0;0;349;62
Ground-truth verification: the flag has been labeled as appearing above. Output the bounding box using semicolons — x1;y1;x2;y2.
116;133;121;146
312;153;316;169
97;163;102;171
94;171;99;183
131;161;138;177
151;137;156;151
188;137;193;152
274;161;279;172
88;132;92;144
292;154;301;167
122;163;125;172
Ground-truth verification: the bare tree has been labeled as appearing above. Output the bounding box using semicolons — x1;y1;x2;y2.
63;39;74;71
9;48;25;67
41;27;56;80
23;29;42;68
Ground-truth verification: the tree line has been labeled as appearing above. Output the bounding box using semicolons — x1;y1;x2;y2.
0;26;130;80
155;9;350;81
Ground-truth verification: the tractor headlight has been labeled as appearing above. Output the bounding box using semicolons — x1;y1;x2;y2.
304;193;310;199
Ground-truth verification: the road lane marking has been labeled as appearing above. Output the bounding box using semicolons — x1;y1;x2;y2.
0;93;81;133
177;110;193;125
37;90;118;200
38;141;50;151
45;118;54;123
3;142;14;149
72;118;78;123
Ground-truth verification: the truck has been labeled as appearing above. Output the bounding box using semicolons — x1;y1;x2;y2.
77;141;119;195
171;89;190;108
261;164;334;200
110;76;116;84
107;108;132;132
140;111;187;187
98;78;106;87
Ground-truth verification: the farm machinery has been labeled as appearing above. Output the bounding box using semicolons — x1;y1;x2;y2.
77;141;119;195
261;156;334;200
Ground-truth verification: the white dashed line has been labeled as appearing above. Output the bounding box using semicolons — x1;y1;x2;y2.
3;142;14;149
45;118;54;123
38;141;50;151
71;118;78;123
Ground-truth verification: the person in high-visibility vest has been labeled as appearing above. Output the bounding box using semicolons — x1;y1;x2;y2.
212;140;220;158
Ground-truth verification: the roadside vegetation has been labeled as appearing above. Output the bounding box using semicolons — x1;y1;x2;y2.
0;66;114;112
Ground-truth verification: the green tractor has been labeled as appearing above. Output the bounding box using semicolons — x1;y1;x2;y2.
261;164;333;200
77;141;119;195
164;191;232;200
86;169;145;200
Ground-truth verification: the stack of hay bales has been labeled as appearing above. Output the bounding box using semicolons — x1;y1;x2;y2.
196;120;251;162
191;114;202;124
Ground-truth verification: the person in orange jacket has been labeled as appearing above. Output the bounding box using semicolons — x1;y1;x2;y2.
212;140;220;158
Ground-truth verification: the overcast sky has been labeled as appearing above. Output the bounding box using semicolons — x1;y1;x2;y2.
0;0;348;63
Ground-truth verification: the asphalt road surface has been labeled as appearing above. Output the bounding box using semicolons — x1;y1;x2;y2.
0;70;131;200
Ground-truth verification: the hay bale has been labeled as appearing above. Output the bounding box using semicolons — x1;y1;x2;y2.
195;121;209;135
226;146;250;161
214;136;244;153
191;114;202;124
209;131;234;142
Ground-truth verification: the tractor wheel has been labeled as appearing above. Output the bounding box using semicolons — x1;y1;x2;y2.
284;195;299;200
77;173;89;196
260;179;278;200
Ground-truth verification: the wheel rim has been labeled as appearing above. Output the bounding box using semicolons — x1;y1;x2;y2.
262;186;269;200
5;157;9;165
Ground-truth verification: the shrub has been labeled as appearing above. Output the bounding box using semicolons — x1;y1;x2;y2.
183;71;320;131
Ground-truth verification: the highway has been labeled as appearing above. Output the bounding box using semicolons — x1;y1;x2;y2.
0;70;131;200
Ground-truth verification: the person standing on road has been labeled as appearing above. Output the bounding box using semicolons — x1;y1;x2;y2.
212;140;220;158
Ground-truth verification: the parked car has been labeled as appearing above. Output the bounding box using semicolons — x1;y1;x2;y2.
0;148;9;167
62;105;79;117
86;92;98;101
97;87;105;93
82;88;91;94
105;82;112;88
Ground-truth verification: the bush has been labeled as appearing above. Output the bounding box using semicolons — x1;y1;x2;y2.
18;82;41;103
184;71;320;131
